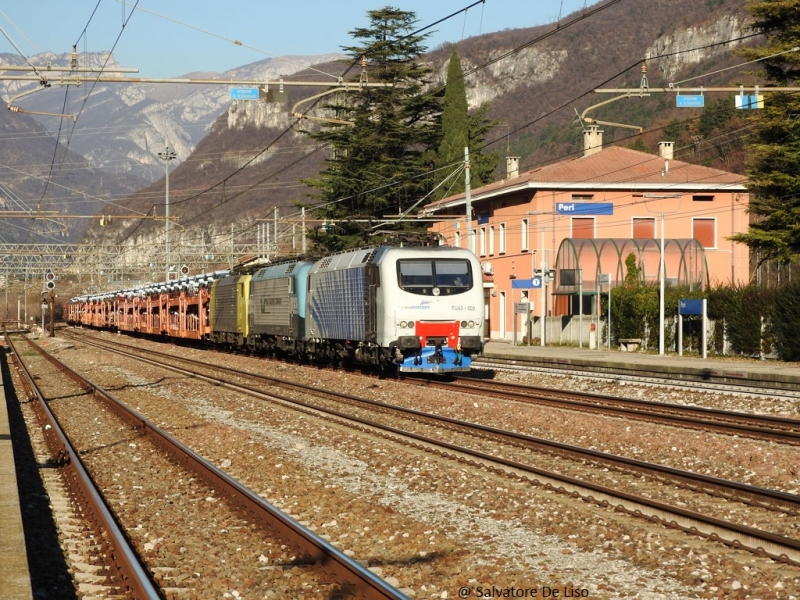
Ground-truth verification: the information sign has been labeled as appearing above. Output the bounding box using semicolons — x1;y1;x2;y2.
230;87;260;100
679;299;704;315
511;277;543;289
514;302;530;314
676;95;705;108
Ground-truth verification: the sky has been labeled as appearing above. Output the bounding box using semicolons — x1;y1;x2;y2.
0;1;596;78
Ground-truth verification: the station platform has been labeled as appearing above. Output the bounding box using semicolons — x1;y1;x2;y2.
480;340;800;389
0;346;33;599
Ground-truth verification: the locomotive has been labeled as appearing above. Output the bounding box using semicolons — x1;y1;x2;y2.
66;245;484;373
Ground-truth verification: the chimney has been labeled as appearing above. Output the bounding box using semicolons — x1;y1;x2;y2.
583;124;603;156
659;141;674;160
506;156;520;179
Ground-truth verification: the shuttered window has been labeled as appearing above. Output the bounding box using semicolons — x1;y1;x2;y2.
632;217;655;239
693;218;716;248
572;217;594;239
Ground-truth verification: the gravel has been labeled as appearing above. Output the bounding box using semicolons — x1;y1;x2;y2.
28;330;800;599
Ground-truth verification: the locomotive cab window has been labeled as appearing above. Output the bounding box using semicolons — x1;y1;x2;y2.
398;259;472;295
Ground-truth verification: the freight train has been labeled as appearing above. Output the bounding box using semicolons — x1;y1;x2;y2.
66;245;485;373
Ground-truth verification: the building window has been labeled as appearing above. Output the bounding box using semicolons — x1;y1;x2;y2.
499;222;507;254
572;217;595;239
479;226;487;256
489;225;495;256
693;218;716;248
572;194;594;201
632;217;656;239
470;228;477;254
693;195;714;202
521;218;529;251
455;230;461;248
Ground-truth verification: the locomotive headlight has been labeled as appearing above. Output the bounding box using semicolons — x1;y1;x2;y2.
407;320;414;328
468;320;475;328
460;320;468;328
399;321;407;328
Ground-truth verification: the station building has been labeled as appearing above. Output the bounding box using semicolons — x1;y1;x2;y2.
421;132;749;343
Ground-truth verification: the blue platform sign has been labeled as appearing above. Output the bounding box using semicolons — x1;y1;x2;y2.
677;95;705;108
556;202;614;216
679;299;704;315
511;277;543;289
230;87;260;100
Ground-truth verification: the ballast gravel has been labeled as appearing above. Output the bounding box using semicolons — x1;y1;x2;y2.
31;331;800;599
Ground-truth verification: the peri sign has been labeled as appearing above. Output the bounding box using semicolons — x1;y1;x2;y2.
556;202;614;215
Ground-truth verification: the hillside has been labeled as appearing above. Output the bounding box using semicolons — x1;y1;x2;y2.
5;0;767;272
0;107;148;244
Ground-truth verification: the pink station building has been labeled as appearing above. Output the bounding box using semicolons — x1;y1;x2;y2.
422;134;749;344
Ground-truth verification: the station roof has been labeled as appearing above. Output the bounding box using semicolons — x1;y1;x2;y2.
421;146;747;215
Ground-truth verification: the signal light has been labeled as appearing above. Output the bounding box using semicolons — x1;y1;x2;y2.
180;265;189;275
46;280;55;290
45;271;55;281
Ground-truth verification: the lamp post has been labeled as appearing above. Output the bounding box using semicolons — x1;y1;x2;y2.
158;142;177;282
645;194;683;356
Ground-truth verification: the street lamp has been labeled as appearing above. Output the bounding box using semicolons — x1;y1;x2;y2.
645;194;683;355
158;142;177;282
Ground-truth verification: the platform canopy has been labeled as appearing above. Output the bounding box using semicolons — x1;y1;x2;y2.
553;238;708;295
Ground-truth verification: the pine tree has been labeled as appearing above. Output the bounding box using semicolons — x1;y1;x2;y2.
730;0;800;264
302;7;441;250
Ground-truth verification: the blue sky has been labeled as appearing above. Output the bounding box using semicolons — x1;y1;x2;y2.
0;1;596;78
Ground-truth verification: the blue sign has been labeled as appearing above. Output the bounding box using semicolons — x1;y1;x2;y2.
511;277;543;289
679;299;704;315
556;202;614;216
230;87;260;100
676;95;705;108
735;95;763;109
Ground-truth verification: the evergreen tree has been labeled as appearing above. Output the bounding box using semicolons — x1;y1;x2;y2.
433;47;499;201
730;0;800;264
301;7;441;250
434;48;468;199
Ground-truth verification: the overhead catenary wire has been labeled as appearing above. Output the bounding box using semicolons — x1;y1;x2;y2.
4;0;767;263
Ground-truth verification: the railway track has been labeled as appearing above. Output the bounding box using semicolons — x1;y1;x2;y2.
406;376;800;446
60;330;800;567
8;335;161;600
472;356;800;399
8;333;407;599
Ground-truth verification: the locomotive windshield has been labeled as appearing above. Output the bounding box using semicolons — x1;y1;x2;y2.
397;259;472;295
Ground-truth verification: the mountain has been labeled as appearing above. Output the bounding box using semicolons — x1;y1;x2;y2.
0;51;346;182
1;0;764;272
0;50;343;245
0;106;149;244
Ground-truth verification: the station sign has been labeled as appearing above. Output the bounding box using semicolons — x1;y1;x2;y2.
556;202;614;215
511;277;543;289
679;299;704;315
230;87;260;101
676;95;704;108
